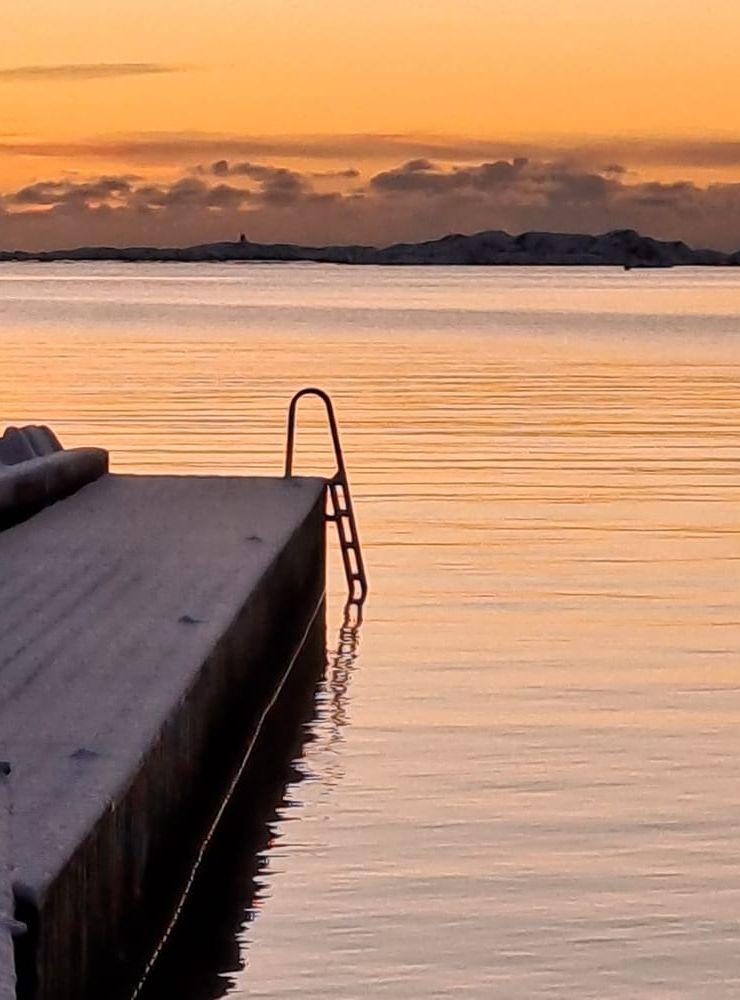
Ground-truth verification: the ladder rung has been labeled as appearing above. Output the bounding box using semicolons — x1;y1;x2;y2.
285;388;367;607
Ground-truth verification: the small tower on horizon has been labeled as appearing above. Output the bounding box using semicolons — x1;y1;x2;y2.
239;232;247;244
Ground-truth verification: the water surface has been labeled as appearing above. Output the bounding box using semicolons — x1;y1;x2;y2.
2;264;740;998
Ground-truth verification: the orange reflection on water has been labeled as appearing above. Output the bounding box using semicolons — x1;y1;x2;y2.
2;263;740;998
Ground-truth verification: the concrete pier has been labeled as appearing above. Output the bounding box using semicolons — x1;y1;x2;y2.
1;766;16;1000
0;472;326;999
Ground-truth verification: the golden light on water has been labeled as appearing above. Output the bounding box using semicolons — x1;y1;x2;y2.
3;263;740;994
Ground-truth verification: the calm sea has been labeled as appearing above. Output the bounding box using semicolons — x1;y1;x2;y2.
2;263;740;998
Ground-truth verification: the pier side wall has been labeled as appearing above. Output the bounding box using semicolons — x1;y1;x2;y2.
1;768;16;1000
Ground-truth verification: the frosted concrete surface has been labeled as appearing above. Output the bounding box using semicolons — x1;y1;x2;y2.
0;473;326;998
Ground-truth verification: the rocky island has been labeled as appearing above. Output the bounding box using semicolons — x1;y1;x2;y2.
1;228;738;267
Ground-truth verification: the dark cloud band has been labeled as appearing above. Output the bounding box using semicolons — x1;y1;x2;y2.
1;156;739;252
1;131;740;170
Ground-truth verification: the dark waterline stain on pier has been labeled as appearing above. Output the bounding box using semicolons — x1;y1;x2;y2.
134;614;361;1000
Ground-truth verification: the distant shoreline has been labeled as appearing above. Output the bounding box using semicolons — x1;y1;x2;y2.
1;229;738;267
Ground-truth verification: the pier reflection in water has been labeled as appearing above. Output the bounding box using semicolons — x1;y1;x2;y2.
135;607;362;1000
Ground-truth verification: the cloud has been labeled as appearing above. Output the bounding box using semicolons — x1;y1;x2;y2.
0;63;184;82
1;157;739;252
362;159;740;249
370;158;531;194
310;168;360;180
10;177;134;207
131;177;249;211
204;160;315;205
3;175;249;215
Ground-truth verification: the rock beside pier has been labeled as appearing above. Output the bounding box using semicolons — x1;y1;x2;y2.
0;426;108;530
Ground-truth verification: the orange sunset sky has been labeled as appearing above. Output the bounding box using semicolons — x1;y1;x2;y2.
1;0;739;250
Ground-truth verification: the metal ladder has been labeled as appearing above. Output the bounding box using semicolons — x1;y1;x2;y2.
285;388;368;612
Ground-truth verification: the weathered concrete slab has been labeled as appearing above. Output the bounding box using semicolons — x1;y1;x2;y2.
0;473;326;999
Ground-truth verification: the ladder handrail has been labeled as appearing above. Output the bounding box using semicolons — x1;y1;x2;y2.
285;388;368;608
285;387;345;478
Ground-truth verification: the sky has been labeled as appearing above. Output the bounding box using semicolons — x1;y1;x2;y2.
1;0;739;250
